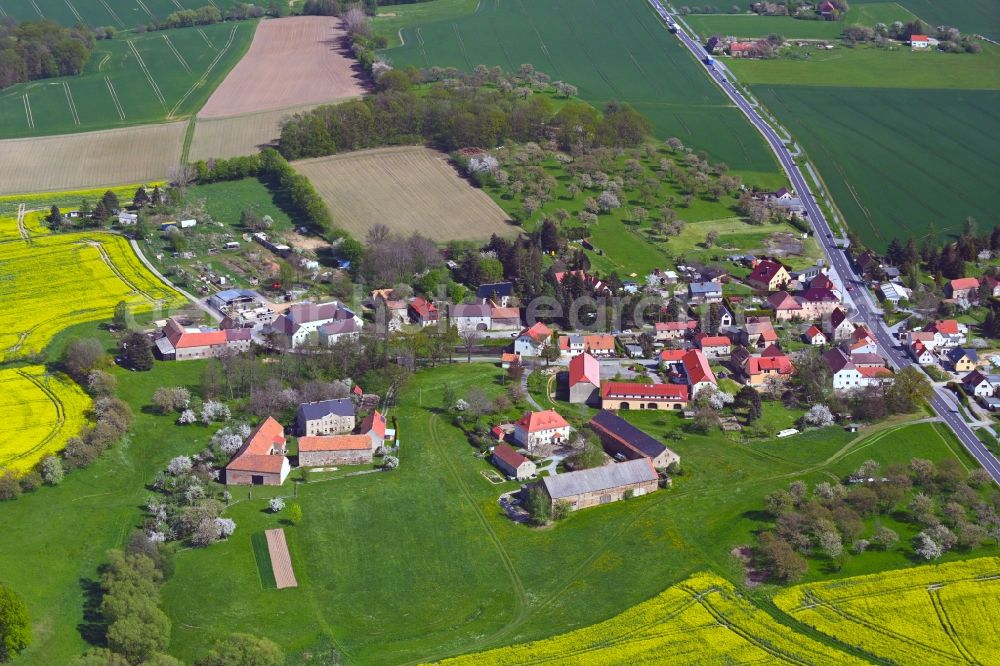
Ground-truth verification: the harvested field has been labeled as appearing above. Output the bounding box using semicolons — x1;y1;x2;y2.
293;146;516;242
265;528;297;589
198;16;366;119
0;123;185;195
188;104;324;161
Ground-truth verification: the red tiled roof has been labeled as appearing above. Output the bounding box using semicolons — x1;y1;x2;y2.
518;322;552;343
226;454;286;474
659;349;686;362
910;34;928;41
501;352;521;363
760;344;784;358
950;277;979;291
748;355;793;375
361;410;386;440
698;335;731;348
800;287;839;303
491;307;521;320
493;443;530;469
227;417;286;474
298;434;371;452
601;381;689;401
409;297;438;319
859;366;893;379
584;334;616;352
767;291;800;310
517;409;569;433
806;325;823;338
682;349;715;386
730;42;754;52
656;320;697;332
569;352;600;388
810;273;835;290
926;319;960;335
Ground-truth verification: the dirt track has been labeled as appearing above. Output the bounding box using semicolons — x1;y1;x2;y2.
198;16;366;119
265;528;298;589
293;146;517;242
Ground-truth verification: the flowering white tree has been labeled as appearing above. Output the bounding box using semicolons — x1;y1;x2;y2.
915;533;943;560
597;190;621;213
167;456;192;476
211;426;246;456
371;57;393;79
201;400;231;423
269;497;285;513
177;409;197;424
708;391;734;410
469;155;500;174
215;517;236;540
802;404;834;427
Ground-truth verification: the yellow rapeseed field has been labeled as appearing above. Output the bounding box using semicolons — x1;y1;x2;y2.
0;366;90;473
0;231;184;362
440;572;865;665
775;556;1000;664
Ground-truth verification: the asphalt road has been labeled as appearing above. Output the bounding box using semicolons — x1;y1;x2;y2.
648;0;1000;484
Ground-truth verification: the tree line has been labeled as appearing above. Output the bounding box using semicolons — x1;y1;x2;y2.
0;20;96;89
277;68;651;160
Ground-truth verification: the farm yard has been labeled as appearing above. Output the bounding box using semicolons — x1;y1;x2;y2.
187;103;322;161
0;231;183;361
293;146;516;242
0;366;90;473
0;123;185;194
382;0;782;179
197;16;366;118
0;20;254;139
749;85;1000;249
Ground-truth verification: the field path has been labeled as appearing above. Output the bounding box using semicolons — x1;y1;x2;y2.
0;370;67;468
265;528;298;589
15;203;30;244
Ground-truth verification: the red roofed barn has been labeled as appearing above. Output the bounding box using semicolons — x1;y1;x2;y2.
226;417;290;485
568;352;600;405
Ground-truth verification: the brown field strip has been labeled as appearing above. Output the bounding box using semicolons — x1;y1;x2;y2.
265;528;297;589
0;123;185;195
292;146;517;242
188;103;335;161
197;16;366;119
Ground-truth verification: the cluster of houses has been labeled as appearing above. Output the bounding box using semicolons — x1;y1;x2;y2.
224;394;393;485
367;283;522;333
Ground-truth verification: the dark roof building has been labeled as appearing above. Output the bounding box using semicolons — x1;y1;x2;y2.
590;410;680;469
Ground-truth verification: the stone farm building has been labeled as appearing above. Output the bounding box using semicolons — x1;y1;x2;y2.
154;317;251;361
225;417;290;485
492;443;537;481
600;382;688;410
296;398;356;436
590;410;680;469
568;352;600;405
539;458;659;511
298;434;373;467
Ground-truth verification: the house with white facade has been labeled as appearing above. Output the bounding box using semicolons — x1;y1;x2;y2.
513;409;571;451
268;301;362;349
514;323;552;356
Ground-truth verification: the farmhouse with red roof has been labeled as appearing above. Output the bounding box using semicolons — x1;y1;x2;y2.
747;259;790;292
600;382;689;411
225;417;289;485
513;409;571;451
492;443;537;481
568;352;601;405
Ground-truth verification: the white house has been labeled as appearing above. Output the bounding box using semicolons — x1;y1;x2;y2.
451;303;492;331
514;322;552;357
962;370;994;398
824;348;892;391
910;34;930;49
513;410;571;452
268;301;362;349
923;320;968;349
117;212;138;225
180;218;197;229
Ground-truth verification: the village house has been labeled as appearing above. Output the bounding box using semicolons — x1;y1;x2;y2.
492;443;536;481
718;303;735;329
490;306;522;330
826;307;854;342
360;410;390;450
910;34;929;49
600;382;689;411
797;288;841;319
945;347;978;374
554;270;610;294
568;352;601;405
514;322;553;356
560;334;615;357
117;211;137;225
501;352;521;369
745;352;795;389
154;318;252;361
210;289;275;329
477;282;513;307
879;281;911;305
451;303;492;331
225;417;289;486
654;320;697;341
741;317;778;348
269;301;362;349
947;277;980;301
729;41;755;57
962;370;994;398
984;276;1000;298
658;348;686;366
804;325;826;346
317;317;360;347
824;348;892;391
295;398;356;436
590;410;680;469
688;281;723;304
923;320;968;349
682;349;716;395
849;325;878;355
767;291;803;321
298;434;373;467
513;409;571;451
408;297;439;327
538;458;659;512
910;340;936;365
695;333;732;358
747;259;790;292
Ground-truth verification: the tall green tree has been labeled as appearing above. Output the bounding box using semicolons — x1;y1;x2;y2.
0;583;31;662
197;633;284;666
122;331;154;371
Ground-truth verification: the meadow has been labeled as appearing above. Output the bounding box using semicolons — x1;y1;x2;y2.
0;231;183;361
683;2;922;40
0;365;90;473
0;20;254;139
381;0;781;178
0;0;250;28
750;85;1000;249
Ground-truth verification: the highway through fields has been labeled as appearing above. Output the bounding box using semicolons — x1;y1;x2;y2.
647;0;1000;484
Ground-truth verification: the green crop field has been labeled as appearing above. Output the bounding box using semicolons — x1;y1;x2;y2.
750;85;1000;249
381;0;781;177
684;3;923;40
0;0;250;28
0;20;254;139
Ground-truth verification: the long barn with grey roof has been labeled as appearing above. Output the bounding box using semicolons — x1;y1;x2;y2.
295;398;356;436
589;410;680;469
540;458;658;511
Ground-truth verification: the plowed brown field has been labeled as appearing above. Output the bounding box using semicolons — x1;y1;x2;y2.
265;528;297;589
198;16;366;119
292;147;517;242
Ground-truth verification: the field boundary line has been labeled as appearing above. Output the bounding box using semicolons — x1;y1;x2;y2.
415;27;429;66
77;239;157;304
127;40;166;107
197;28;215;49
0;4;6;18
0;370;68;467
516;0;560;75
170;0;184;10
927;588;980;664
28;0;43;18
63;82;80;125
15;203;30;244
63;0;82;23
169;24;238;118
162;35;192;73
98;53;110;71
135;0;154;19
21;94;34;129
105;77;126;120
97;0;125;28
452;23;472;69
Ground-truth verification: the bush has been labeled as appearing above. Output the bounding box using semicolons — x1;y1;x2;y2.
39;455;64;485
0;472;21;501
197;633;284;666
268;497;285;513
0;582;31;661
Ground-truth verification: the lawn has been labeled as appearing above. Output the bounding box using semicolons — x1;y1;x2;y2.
185;178;295;233
0;21;254;139
750;84;1000;249
380;0;782;176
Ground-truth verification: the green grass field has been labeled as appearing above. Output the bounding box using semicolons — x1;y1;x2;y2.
684;3;923;40
381;0;781;176
0;0;249;28
752;85;1000;249
0;20;254;139
251;531;278;589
